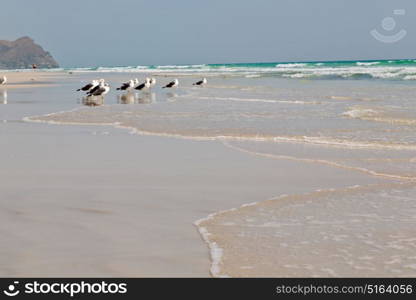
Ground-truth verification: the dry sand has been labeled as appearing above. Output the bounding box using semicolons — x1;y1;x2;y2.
0;71;68;89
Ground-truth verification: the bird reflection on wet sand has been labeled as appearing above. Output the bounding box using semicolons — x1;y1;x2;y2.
118;92;136;104
117;92;156;104
166;92;178;102
137;92;156;104
0;90;7;104
82;95;105;107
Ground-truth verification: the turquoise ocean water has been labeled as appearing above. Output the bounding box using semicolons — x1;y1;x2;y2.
5;59;416;81
63;59;416;81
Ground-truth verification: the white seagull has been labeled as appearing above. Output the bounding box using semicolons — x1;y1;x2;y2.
193;78;207;86
163;79;179;89
150;77;157;87
0;76;7;85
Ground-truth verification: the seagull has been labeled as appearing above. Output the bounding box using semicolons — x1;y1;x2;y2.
150;78;156;87
135;78;151;91
117;79;134;91
87;79;105;95
162;79;179;89
193;78;207;86
90;82;110;96
77;79;98;91
0;76;7;85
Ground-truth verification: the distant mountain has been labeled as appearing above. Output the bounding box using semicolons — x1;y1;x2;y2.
0;36;59;69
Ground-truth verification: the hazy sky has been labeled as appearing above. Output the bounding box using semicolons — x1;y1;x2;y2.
0;0;414;67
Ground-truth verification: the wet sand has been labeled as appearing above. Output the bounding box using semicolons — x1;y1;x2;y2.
0;119;384;276
1;72;415;277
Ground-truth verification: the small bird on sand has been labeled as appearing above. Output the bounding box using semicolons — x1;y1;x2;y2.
0;76;7;85
163;79;179;89
193;78;207;86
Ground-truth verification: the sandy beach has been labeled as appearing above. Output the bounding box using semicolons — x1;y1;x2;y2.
0;71;68;89
1;69;415;277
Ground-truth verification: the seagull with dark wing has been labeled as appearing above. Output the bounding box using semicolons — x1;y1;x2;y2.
135;78;151;91
90;82;110;96
117;79;134;91
193;78;207;86
77;79;98;91
87;79;105;95
162;79;179;89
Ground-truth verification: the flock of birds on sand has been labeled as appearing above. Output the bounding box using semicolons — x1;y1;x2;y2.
76;77;207;97
0;75;208;105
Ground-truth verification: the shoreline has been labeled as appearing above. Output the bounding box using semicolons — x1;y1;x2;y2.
194;196;268;278
24;108;416;184
197;182;416;277
24;106;416;151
